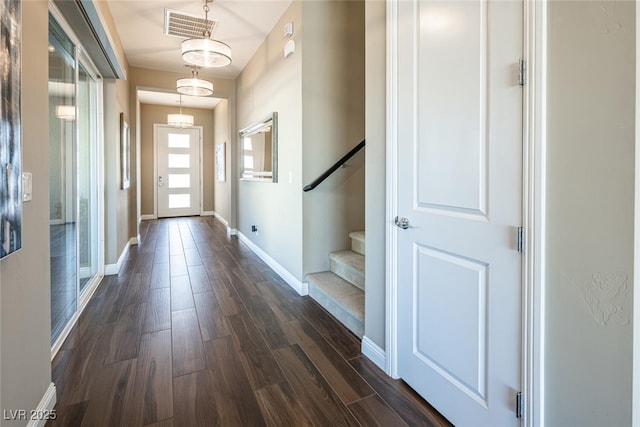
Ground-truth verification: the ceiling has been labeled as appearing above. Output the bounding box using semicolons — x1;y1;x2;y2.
106;0;292;109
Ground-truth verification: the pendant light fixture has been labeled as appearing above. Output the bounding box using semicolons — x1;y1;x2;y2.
167;94;194;128
177;66;214;96
181;0;232;68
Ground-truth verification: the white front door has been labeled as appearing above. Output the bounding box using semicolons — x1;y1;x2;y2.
156;125;202;218
393;0;523;425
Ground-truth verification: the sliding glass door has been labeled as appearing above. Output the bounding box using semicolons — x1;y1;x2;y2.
49;11;103;347
77;64;99;292
49;16;77;344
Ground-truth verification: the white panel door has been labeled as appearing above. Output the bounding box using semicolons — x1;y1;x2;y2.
394;0;523;426
156;126;201;218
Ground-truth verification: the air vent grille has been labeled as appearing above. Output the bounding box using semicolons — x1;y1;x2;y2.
164;9;217;39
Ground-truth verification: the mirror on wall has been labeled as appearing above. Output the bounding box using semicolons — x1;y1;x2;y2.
239;112;277;182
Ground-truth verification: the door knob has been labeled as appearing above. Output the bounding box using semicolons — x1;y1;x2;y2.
394;216;410;229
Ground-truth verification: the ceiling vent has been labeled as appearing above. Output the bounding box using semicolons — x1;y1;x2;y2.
164;9;217;39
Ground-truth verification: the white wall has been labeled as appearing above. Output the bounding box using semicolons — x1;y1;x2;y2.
546;1;635;425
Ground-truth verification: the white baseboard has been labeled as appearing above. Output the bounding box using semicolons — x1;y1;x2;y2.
140;214;155;221
105;241;130;275
202;210;214;216
26;382;56;427
129;235;139;246
227;227;237;236
236;232;308;296
212;211;229;227
362;336;386;372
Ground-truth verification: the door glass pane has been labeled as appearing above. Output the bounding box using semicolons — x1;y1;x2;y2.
49;15;77;344
168;194;191;209
168;133;190;148
168;153;190;168
168;174;190;188
77;63;98;293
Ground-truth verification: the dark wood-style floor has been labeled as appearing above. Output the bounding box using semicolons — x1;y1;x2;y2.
49;217;452;426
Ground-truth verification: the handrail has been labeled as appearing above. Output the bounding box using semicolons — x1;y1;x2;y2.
303;140;365;192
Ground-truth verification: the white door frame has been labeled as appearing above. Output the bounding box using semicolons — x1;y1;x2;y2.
384;0;547;425
633;4;640;427
152;124;204;219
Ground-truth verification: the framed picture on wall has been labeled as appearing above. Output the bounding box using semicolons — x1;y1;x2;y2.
0;0;23;259
120;113;130;190
216;142;226;182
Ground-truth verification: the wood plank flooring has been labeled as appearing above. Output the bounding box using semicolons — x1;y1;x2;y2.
49;217;452;426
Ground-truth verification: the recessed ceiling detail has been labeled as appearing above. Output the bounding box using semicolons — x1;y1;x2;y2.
164;9;217;39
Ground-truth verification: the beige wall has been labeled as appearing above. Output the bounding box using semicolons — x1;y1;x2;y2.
236;0;365;283
139;104;216;215
104;77;131;264
0;1;53;424
364;0;386;349
129;67;235;230
545;1;634;425
236;0;304;280
301;0;365;275
0;1;130;421
214;99;231;221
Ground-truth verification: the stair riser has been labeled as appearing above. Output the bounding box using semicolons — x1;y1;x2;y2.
350;238;365;256
309;287;364;338
331;258;365;290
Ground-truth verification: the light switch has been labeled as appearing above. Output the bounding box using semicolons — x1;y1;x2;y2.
22;172;32;202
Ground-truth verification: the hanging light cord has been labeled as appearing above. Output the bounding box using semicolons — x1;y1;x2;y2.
203;1;211;38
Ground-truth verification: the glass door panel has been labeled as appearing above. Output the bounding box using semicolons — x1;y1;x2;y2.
48;16;77;344
77;64;99;292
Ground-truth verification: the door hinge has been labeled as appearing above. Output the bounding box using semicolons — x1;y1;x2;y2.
517;226;524;253
516;391;523;418
519;59;526;86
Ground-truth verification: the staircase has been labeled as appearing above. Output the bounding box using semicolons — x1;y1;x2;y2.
307;231;365;338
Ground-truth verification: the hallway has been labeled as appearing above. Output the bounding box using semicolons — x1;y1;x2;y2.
49;217;450;426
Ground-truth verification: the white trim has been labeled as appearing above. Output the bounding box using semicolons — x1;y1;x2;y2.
385;0;400;380
200;132;205;215
201;211;215;216
523;0;546;426
26;383;56;427
51;310;80;358
105;241;130;275
49;219;64;226
129;236;139;246
634;1;640;425
213;211;229;227
227;227;237;236
362;336;386;372
136;98;142;244
52;274;104;359
236;232;308;296
140;214;156;221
